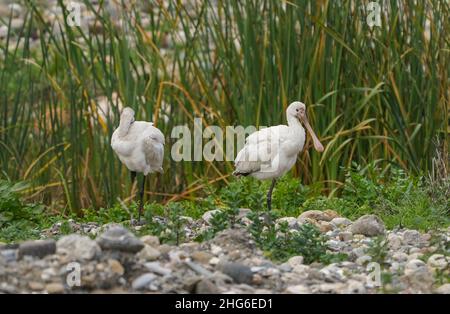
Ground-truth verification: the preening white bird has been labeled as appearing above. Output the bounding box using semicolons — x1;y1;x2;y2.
233;101;324;212
111;107;165;222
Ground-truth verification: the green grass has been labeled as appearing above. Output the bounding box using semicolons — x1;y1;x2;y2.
1;164;448;243
0;1;448;214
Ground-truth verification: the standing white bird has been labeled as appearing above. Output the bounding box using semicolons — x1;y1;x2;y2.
233;101;324;212
111;107;165;223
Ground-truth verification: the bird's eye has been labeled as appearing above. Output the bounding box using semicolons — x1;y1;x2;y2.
296;109;299;112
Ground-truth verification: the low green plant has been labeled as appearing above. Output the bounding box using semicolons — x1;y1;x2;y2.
0;180;48;242
248;210;346;264
366;236;389;266
301;164;449;231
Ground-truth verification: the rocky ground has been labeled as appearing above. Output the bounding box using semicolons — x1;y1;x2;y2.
0;209;448;294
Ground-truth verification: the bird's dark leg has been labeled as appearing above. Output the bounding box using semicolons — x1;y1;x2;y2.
265;179;277;224
130;171;137;186
267;179;277;212
138;175;146;223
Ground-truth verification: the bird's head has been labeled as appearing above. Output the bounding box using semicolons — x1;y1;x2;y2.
120;107;135;124
287;101;324;153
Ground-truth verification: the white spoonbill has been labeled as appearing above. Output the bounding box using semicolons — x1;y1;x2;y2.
111;107;165;222
233;101;324;212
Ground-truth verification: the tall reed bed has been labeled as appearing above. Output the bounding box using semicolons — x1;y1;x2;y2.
0;0;448;213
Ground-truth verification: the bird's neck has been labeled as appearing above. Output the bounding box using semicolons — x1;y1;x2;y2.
118;118;132;137
287;115;303;131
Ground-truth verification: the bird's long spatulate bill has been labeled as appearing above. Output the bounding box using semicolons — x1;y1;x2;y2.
302;116;324;152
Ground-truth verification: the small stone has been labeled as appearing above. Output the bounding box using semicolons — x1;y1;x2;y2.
298;210;332;222
407;252;423;261
210;244;222;255
136;245;161;261
0;249;17;262
318;221;334;232
350;215;385;237
338;231;353;242
191;251;213;264
56;234;101;261
7;3;22;18
158;244;172;254
144;262;171;276
108;259;124;275
392;252;408;262
18;239;56;259
209;257;220;265
403;259;433;291
252;274;263;285
278;263;292;272
292;265;310;279
402;230;421;245
28;281;45;291
131;273;157;290
285;285;310;294
45;283;65;294
140;235;160;247
0;25;8;38
316;282;346;293
435;284;450;294
287;256;304;268
344;280;366;294
97;225;144;253
320;264;346;282
195;278;220;294
356;255;372;265
217;262;253;284
387;233;402;250
427;254;448;271
330;217;352;229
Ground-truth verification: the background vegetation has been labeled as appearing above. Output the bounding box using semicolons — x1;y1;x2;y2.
0;0;448;218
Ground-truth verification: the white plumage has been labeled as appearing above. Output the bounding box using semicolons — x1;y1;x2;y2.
234;101;324;212
111;107;165;222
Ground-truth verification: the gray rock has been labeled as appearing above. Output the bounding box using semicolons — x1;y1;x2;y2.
285;285;311;294
18;239;56;259
350;215;385;236
435;283;450;294
0;249;17;262
287;256;304;268
320;264;346;282
356;255;372;265
144;262;171;276
402;230;421;245
8;3;23;18
387;233;402;250
392;252;408;262
136;245;161;261
217;262;253;284
338;231;353;242
195;278;220;294
140;235;160;247
330;217;352;228
97;225;144;253
298;210;331;222
344;280;366;294
56;234;101;261
131;273;157;290
403;259;433;292
427;254;448;271
0;25;8;38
